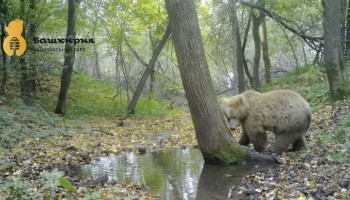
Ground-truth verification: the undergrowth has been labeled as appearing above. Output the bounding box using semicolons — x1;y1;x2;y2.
39;73;171;119
0;97;90;149
1;72;173;148
261;64;330;109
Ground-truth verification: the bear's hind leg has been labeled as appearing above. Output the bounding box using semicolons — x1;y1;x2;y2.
239;131;250;146
292;136;306;151
251;132;267;153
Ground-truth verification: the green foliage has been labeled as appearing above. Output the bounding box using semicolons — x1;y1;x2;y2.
330;116;350;163
59;176;77;193
0;180;34;200
39;74;128;119
80;192;101;200
0;96;89;149
212;145;248;164
311;115;350;164
39;74;172;119
0;169;75;200
59;176;77;200
261;65;330;109
39;169;64;199
135;95;169;116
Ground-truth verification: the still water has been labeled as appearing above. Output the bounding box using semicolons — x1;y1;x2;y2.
79;148;276;200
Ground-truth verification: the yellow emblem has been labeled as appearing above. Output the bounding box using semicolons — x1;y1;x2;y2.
3;19;27;56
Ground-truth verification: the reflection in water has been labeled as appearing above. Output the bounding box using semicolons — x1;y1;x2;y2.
79;148;277;200
80;148;204;199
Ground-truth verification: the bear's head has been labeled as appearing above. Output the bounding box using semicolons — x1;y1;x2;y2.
220;95;248;131
5;19;24;37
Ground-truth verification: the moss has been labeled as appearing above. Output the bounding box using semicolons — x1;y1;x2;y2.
204;145;248;165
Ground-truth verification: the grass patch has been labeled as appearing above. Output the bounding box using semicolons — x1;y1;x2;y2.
135;95;170;116
0;97;89;149
38;74;171;119
261;65;331;109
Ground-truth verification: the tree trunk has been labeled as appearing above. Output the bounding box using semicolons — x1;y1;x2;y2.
93;42;101;79
55;0;76;115
28;0;37;97
115;54;120;96
251;9;263;90
19;0;32;105
323;0;350;99
165;0;278;164
0;0;7;96
262;14;272;83
242;16;253;88
341;0;347;43
149;31;158;94
229;0;245;93
127;24;171;115
345;0;350;58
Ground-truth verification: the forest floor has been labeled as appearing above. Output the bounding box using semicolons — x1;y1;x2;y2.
232;97;350;199
1;97;350;199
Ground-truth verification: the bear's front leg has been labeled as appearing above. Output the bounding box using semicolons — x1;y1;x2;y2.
251;132;267;153
239;131;250;146
292;136;306;151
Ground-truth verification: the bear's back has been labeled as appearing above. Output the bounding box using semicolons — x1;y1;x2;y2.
247;90;311;133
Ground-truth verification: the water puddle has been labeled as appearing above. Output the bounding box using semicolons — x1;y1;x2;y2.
79;148;277;200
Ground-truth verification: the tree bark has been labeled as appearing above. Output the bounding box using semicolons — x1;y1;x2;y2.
55;0;76;115
345;0;350;58
262;14;272;83
19;0;33;105
229;0;245;93
28;0;37;97
323;0;350;99
251;9;263;89
0;0;7;96
166;0;278;164
127;24;171;115
93;42;101;79
341;0;347;43
242;16;253;87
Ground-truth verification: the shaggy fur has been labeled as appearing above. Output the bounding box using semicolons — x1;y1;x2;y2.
221;90;312;154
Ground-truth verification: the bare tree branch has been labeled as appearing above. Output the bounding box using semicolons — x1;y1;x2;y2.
238;0;323;41
124;40;148;68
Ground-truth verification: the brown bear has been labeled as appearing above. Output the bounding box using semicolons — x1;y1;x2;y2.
220;90;311;154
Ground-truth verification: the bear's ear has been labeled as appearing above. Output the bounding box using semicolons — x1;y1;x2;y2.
238;96;244;104
221;98;228;104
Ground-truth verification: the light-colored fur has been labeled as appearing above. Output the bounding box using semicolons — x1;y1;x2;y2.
221;90;312;154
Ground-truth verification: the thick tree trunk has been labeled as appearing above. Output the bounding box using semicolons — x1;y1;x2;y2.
229;0;245;93
251;9;263;90
127;24;171;115
323;0;350;99
345;0;350;58
262;15;272;83
55;0;76;115
166;0;278;164
341;0;347;43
